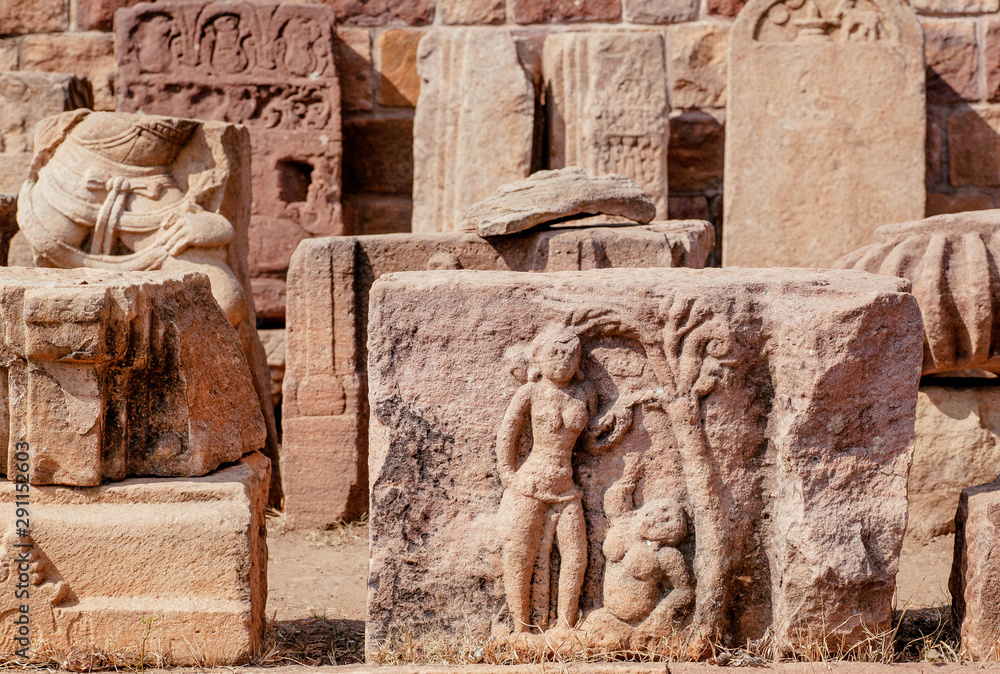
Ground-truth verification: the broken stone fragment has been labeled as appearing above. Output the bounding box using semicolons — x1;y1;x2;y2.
952;477;1000;659
0;267;265;486
461;168;657;237
836;209;1000;376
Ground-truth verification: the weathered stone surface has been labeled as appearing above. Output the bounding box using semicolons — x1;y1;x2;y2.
338;28;374;112
512;0;622;22
367;267;921;654
724;0;925;268
669;196;711;221
626;0;698;22
923;19;979;104
343;194;412;235
952;477;1000;659
836;210;1000;375
0;41;17;71
412;29;535;233
0;452;269;664
667;23;728;109
378;30;423;107
949;107;1000;187
0;195;15;265
259;328;286;410
0;0;67;34
909;385;1000;543
22;34;114;112
926;191;994;216
0;72;93;195
116;1;345;320
926;107;945;188
283;221;714;527
0;268;263;486
463;168;656;237
441;0;506;24
545;32;669;220
77;0;141;31
916;0;998;12
325;0;434;25
343;117;414;195
16;111;279;498
708;0;748;15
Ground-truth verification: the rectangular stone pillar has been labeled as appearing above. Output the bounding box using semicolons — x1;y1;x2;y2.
724;0;925;268
543;32;669;220
411;28;536;234
115;1;344;320
283;221;715;526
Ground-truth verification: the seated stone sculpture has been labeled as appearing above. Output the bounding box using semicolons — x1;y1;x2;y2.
18;110;245;326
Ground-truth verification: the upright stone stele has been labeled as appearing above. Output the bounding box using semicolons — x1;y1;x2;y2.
115;1;343;320
724;0;924;268
543;32;670;220
411;29;536;234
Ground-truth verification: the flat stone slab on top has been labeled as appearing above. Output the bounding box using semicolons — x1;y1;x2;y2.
367;266;922;656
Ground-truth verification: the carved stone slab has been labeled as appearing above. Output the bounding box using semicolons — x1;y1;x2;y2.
952;476;1000;660
283;221;714;527
115;1;344;320
367;267;921;654
543;32;669;221
16;110;279;500
0;268;264;486
412;28;536;234
724;0;924;268
836;210;1000;376
0;72;92;194
0;452;268;664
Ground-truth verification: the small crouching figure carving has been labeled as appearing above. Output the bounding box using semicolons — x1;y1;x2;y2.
601;453;694;641
495;325;634;636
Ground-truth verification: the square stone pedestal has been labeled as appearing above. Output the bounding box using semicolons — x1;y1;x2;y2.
0;451;268;665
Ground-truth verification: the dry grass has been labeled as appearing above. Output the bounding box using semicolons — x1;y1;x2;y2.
265;509;368;547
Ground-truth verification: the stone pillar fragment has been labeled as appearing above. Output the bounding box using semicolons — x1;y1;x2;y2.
411;28;536;233
283;221;715;526
951;477;1000;659
0;72;92;194
724;0;925;268
543;32;669;220
0;452;269;665
115;1;344;320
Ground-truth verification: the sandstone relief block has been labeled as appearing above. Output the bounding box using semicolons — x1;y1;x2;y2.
283;221;714;527
836;210;1000;376
412;29;536;234
16;111;279;499
0;268;264;486
116;1;344;320
724;0;925;268
0;452;269;664
367;267;921;655
0;72;92;195
543;32;669;220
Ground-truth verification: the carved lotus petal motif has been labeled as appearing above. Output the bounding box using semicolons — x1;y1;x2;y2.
834;210;1000;375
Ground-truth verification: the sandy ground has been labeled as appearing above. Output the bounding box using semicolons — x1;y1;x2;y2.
263;513;959;666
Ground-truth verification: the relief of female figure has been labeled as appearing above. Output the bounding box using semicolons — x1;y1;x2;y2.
496;325;633;633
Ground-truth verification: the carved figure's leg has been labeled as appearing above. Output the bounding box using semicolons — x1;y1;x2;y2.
499;489;547;632
554;499;588;628
162;249;246;327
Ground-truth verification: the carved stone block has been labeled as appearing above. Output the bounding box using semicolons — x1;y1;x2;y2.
411;28;536;233
952;476;1000;659
543;32;670;220
283;221;714;527
909;385;1000;543
16;110;279;499
836;210;1000;376
0;452;269;664
724;0;925;268
115;1;344;319
0;195;16;265
0;268;263;486
0;72;92;194
366;267;921;654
